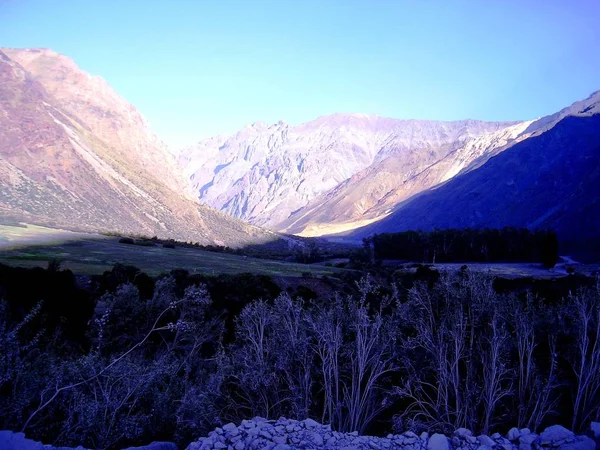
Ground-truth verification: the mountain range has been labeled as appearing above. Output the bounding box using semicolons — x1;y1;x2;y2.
0;48;275;247
177;116;521;233
1;48;599;254
179;89;600;250
352;92;600;244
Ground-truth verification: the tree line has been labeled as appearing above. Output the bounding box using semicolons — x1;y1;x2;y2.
367;228;559;267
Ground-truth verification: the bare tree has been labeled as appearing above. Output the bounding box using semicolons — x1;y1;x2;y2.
271;293;314;419
308;293;343;428
342;278;400;433
480;311;512;434
396;272;514;433
510;293;560;430
570;279;600;430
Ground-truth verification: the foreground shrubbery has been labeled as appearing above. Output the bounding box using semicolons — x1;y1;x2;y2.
0;264;599;449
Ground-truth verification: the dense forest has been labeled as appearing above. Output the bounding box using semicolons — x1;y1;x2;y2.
0;262;598;449
368;228;559;266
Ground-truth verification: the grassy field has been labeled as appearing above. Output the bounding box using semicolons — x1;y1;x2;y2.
0;224;346;277
386;260;598;279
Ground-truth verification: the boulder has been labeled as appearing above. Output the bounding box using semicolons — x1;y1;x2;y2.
456;427;473;437
519;433;538;445
508;427;521;441
222;423;238;434
427;433;450;450
303;418;320;428
540;425;575;446
0;431;90;450
477;435;496;447
559;436;596;450
591;422;600;439
0;432;44;450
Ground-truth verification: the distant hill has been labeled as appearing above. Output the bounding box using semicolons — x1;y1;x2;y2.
0;48;276;247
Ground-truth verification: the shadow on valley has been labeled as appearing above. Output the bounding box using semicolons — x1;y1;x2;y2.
1;255;599;449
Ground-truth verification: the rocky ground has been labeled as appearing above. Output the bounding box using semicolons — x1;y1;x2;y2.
186;418;599;450
2;418;599;449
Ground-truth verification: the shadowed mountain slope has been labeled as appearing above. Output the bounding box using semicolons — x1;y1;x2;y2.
351;94;600;250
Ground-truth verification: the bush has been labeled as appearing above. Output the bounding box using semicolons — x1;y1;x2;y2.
1;263;599;447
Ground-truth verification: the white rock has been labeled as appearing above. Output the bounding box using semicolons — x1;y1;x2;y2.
184;419;600;450
259;429;272;439
223;423;238;433
456;427;473;437
560;436;596;450
272;435;286;445
591;422;600;438
0;431;44;450
427;433;450;450
272;444;291;450
477;435;495;447
507;427;521;441
539;425;574;445
519;433;537;445
303;418;320;429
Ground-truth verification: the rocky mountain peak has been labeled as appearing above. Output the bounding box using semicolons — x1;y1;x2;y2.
179;114;519;230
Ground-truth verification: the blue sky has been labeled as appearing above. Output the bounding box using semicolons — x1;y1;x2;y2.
2;0;599;147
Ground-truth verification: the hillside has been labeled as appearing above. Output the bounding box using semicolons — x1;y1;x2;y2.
352;94;600;252
0;48;276;247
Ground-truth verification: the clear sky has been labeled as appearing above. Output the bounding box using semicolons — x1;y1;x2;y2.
2;0;599;147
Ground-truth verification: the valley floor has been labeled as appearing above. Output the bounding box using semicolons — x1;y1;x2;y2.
390;260;597;279
0;224;344;277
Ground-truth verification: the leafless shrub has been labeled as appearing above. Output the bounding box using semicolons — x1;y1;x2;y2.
510;293;560;430
395;272;513;433
569;278;600;430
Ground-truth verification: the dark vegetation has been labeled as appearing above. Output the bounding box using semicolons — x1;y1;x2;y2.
105;231;347;264
368;228;559;267
1;259;599;449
